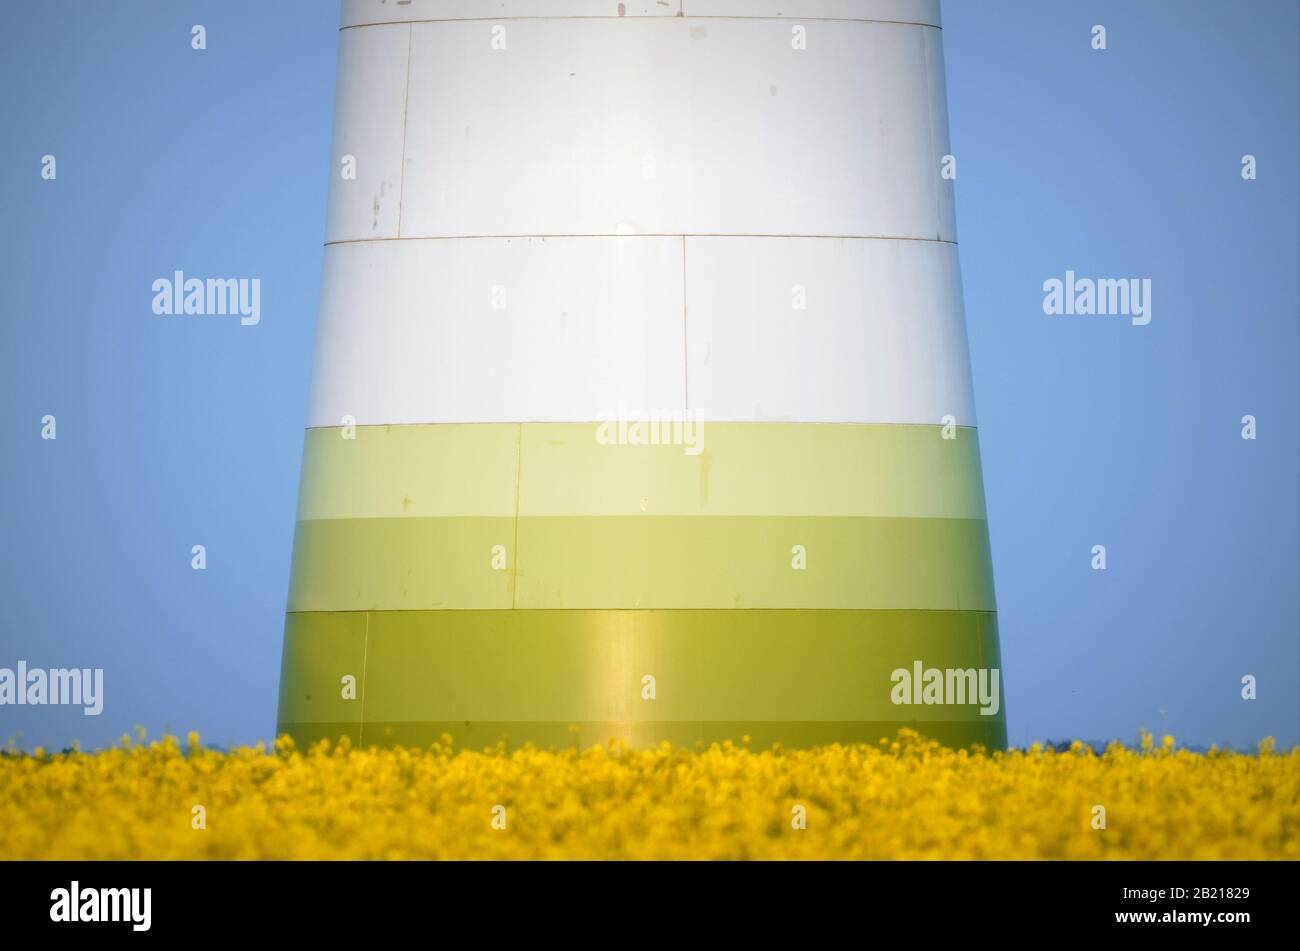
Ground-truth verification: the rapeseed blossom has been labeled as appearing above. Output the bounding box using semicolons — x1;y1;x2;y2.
1;730;1295;860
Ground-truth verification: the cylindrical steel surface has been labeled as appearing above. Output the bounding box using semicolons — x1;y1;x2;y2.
278;0;1005;749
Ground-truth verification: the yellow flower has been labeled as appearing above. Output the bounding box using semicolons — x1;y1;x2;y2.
0;732;1294;860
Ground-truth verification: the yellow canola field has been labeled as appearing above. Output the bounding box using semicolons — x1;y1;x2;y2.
1;731;1296;860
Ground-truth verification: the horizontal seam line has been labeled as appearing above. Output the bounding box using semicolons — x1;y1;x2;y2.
303;421;979;431
341;18;941;30
294;517;989;522
286;608;997;615
325;234;958;246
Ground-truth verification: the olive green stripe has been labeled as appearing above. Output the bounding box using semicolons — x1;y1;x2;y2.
278;720;1008;752
289;516;515;611
296;422;987;521
277;609;1003;727
286;515;995;611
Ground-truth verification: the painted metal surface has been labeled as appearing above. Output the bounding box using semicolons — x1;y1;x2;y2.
279;0;1003;749
340;0;943;29
326;16;955;242
307;238;975;426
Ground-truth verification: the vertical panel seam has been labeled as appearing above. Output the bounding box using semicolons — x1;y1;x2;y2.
512;424;523;609
681;236;689;410
921;29;942;241
396;23;414;238
359;612;371;747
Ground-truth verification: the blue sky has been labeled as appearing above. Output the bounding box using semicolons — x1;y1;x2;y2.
0;0;1295;749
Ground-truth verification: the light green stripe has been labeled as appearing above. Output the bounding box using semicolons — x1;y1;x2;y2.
297;424;519;520
296;422;987;520
521;422;987;519
287;515;995;611
277;609;1003;729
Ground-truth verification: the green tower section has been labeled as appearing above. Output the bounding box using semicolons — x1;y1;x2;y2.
277;423;1006;750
